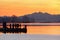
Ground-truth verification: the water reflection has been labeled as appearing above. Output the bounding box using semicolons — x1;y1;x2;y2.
27;26;60;35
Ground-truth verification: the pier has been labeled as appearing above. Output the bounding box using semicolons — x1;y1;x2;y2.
0;22;27;33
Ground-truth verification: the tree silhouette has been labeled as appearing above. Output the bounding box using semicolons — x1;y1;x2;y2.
11;15;17;23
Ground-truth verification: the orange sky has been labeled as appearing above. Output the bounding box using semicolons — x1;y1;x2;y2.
0;0;60;16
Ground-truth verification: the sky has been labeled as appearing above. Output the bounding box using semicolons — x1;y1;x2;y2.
0;0;60;16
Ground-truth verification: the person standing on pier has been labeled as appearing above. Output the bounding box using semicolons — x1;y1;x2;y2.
3;22;7;33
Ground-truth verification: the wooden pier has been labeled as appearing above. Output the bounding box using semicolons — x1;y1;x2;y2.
0;22;27;33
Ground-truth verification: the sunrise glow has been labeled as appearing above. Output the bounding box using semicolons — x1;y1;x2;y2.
0;0;60;16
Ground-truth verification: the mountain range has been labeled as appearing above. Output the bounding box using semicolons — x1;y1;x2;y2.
0;12;60;23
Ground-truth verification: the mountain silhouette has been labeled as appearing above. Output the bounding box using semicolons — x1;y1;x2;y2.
21;12;60;23
0;12;60;23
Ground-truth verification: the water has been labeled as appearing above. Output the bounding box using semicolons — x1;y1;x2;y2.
0;23;60;40
0;34;60;40
27;26;60;34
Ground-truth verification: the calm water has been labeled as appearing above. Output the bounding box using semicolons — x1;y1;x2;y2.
27;26;60;35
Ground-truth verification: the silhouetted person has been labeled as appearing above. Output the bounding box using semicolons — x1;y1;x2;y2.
19;24;21;28
3;22;7;33
9;24;12;33
24;25;27;33
22;25;27;33
15;24;19;33
10;24;11;29
12;24;15;33
12;24;14;29
15;24;19;29
19;24;21;33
